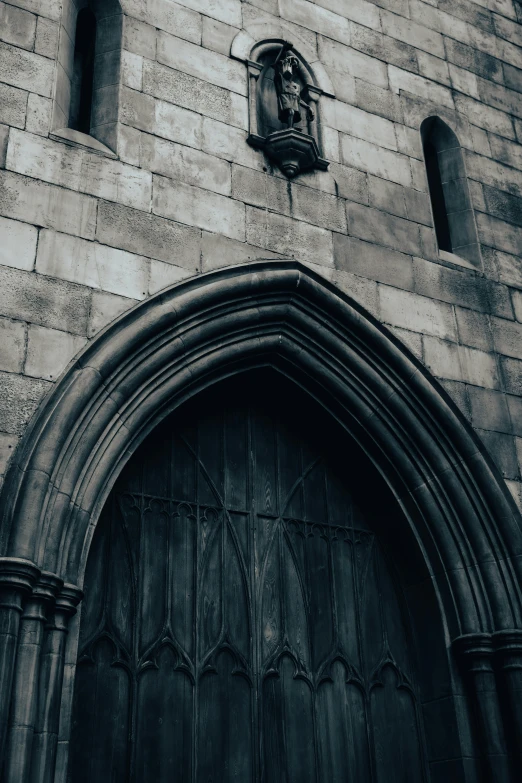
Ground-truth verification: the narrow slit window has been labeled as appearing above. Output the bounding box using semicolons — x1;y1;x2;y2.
70;8;97;135
421;117;481;267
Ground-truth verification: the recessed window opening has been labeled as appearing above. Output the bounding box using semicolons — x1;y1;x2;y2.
70;8;97;134
421;117;481;267
423;139;452;252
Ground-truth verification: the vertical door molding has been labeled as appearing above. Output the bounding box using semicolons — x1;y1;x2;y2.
29;584;82;783
454;634;512;780
4;573;63;783
0;558;40;769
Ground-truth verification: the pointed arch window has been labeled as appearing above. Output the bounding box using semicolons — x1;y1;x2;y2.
52;0;123;155
421;117;481;268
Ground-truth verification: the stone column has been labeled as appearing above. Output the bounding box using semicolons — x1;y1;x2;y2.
29;584;82;783
454;633;512;782
494;630;522;773
0;557;40;771
3;572;62;783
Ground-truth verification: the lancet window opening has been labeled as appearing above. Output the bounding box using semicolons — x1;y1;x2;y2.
421;116;481;267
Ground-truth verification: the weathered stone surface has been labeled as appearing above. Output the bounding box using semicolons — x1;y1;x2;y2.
495;249;522;290
202;116;264;170
322;99;398;151
334;234;414;290
155;0;241;26
96;200;201;269
0;82;26;129
491;316;522;360
476;211;522;256
501;356;522;396
454;93;515;139
347;203;423;256
388;65;454;109
153;174;246;240
318;36;388;89
513;290;522;322
329;164;368;204
0;123;8;167
0;431;18;477
34;17;59;58
465;151;522;199
25;325;87;381
148;259;193;294
455;307;493;351
232;165;347;232
142;60;248;130
0;371;51;435
379;285;458;340
0;317;25;373
0;215;37;271
477;427;520;478
0;265;91;335
279;0;352;46
0;1;36;51
201;231;284;272
444;38;504;83
6;129;153;212
468;386;512;434
25;94;51;137
125;0;202;43
381;9;445;57
141;134;232;196
413;257;490;311
36;230;150;300
340;136;412;187
157;32;247;95
246;206;334;266
0;42;54;98
202;17;238;56
0;170;97;239
482;185;522;226
89;289;137;337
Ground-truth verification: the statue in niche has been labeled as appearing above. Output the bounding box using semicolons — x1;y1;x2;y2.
273;44;314;129
246;40;329;178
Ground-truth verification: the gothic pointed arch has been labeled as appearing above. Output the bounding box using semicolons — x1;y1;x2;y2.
1;261;520;631
1;261;522;780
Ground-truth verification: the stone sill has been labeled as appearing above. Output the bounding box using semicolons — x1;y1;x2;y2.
437;249;481;273
50;128;118;159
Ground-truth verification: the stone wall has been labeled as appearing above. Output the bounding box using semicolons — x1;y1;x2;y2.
0;0;521;510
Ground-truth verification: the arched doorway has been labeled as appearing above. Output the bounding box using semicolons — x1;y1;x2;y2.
69;372;427;782
1;262;521;783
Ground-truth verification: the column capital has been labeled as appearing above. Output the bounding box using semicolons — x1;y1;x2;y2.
54;583;83;618
0;558;40;595
493;629;522;654
453;632;493;657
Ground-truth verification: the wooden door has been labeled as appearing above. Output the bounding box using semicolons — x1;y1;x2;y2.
69;375;426;782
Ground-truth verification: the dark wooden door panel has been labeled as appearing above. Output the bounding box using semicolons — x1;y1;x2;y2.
69;381;426;782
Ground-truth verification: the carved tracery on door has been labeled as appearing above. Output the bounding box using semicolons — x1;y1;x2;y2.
69;377;426;782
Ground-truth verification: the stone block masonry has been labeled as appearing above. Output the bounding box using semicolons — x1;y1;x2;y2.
0;0;521;525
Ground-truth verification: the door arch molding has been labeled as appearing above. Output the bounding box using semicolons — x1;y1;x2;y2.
1;260;521;637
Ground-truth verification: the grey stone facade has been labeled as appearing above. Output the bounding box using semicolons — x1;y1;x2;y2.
0;0;522;780
0;0;521;508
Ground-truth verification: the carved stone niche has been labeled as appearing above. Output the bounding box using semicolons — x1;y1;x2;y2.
245;41;330;178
